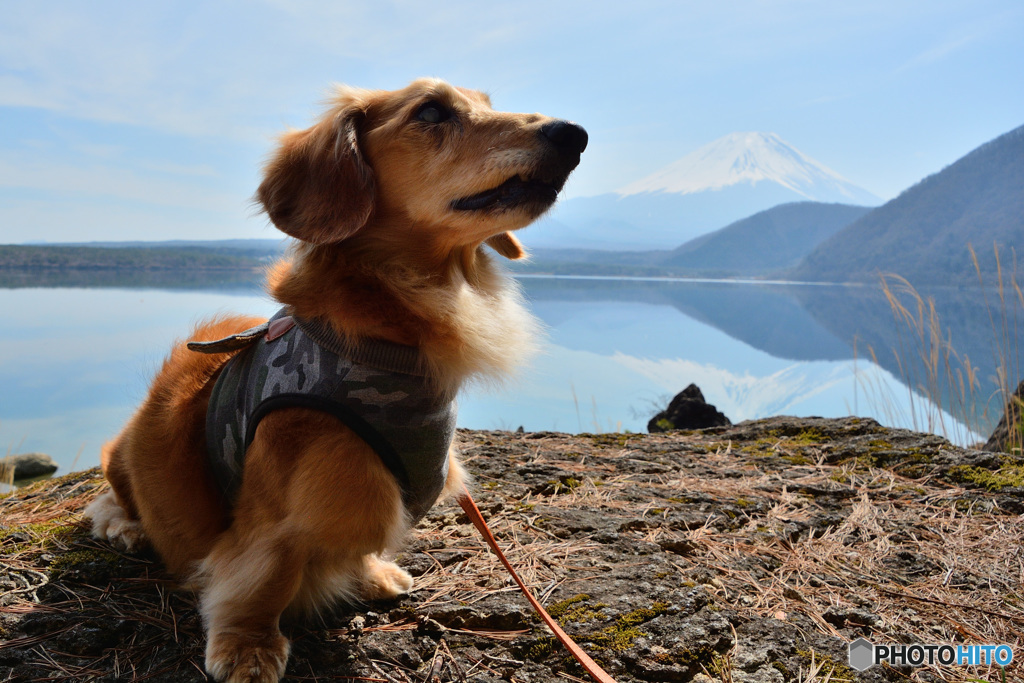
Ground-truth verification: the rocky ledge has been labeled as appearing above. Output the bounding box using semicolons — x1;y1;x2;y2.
2;416;1022;682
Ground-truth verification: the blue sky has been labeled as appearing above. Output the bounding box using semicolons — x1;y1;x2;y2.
1;0;1021;243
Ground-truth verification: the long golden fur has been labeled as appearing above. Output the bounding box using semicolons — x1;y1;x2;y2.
85;79;585;682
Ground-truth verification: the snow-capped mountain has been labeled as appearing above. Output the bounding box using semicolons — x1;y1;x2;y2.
519;132;881;251
617;132;879;204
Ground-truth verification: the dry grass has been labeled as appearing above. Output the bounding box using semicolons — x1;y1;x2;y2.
450;428;1024;682
866;244;1024;451
0;473;208;680
873;273;983;445
2;422;1022;682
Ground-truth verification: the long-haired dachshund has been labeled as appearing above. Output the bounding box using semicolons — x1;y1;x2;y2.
85;79;586;682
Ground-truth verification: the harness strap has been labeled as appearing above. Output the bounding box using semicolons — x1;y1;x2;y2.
458;486;618;683
187;322;270;354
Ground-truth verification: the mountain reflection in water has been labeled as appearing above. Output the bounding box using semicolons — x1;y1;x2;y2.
1;270;1011;475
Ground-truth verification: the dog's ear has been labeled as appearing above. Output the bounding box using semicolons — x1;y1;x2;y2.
257;107;374;245
486;232;526;260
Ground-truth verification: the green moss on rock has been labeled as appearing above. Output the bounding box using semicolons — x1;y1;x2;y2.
523;636;556;661
949;464;1024;491
546;594;607;624
588;625;643;652
585;602;669;653
48;549;121;576
615;602;668;627
796;649;856;680
588;433;631;448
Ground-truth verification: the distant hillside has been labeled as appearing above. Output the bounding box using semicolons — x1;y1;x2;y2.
662;202;871;276
791;124;1024;285
510;247;669;277
513;203;870;278
47;239;287;254
0;244;273;271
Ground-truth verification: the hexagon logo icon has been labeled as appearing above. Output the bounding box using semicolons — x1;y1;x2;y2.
849;637;875;671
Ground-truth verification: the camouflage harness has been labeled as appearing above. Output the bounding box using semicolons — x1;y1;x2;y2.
188;308;456;523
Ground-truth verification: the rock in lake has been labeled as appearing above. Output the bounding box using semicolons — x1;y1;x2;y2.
648;383;731;432
1;453;58;480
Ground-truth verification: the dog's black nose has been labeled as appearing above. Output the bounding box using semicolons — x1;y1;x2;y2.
541;120;588;155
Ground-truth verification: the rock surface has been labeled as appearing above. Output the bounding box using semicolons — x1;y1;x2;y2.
648;384;731;432
0;452;58;480
2;416;1022;682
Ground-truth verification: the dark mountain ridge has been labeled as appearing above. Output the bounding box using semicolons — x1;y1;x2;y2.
791;124;1024;285
662;202;872;275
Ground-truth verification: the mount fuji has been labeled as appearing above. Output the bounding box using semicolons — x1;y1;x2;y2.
520;132;881;251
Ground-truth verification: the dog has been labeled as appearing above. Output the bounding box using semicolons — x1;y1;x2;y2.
84;79;586;682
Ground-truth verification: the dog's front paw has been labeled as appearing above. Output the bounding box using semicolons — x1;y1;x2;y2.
205;631;289;683
361;555;413;600
84;491;148;551
106;518;147;551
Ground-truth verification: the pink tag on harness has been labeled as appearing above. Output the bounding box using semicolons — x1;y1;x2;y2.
265;316;296;342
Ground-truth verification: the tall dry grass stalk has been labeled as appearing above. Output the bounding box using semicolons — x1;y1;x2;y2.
1;434;15;495
970;243;1024;453
875;273;982;445
866;244;1022;448
570;381;582;432
0;460;14;496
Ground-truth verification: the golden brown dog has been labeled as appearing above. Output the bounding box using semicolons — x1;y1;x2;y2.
85;79;586;682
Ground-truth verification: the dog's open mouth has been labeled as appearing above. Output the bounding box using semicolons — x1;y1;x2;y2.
451;175;563;213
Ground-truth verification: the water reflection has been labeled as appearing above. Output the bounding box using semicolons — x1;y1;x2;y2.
1;270;1010;476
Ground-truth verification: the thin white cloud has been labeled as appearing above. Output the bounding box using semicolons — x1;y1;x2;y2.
0;1;542;139
0;156;236;211
0;0;1021;238
894;33;980;74
136;161;219;178
0;4;297;139
0;1;889;136
0;197;265;243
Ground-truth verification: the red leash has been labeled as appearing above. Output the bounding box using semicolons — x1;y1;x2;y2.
458;487;618;683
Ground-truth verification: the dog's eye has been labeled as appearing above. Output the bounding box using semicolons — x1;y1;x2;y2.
416;102;451;124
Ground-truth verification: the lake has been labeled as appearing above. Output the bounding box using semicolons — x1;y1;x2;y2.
0;272;1012;477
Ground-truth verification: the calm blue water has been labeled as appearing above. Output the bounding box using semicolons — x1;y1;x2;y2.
0;276;990;477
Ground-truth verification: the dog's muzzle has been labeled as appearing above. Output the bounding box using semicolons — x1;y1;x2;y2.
451;119;588;214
